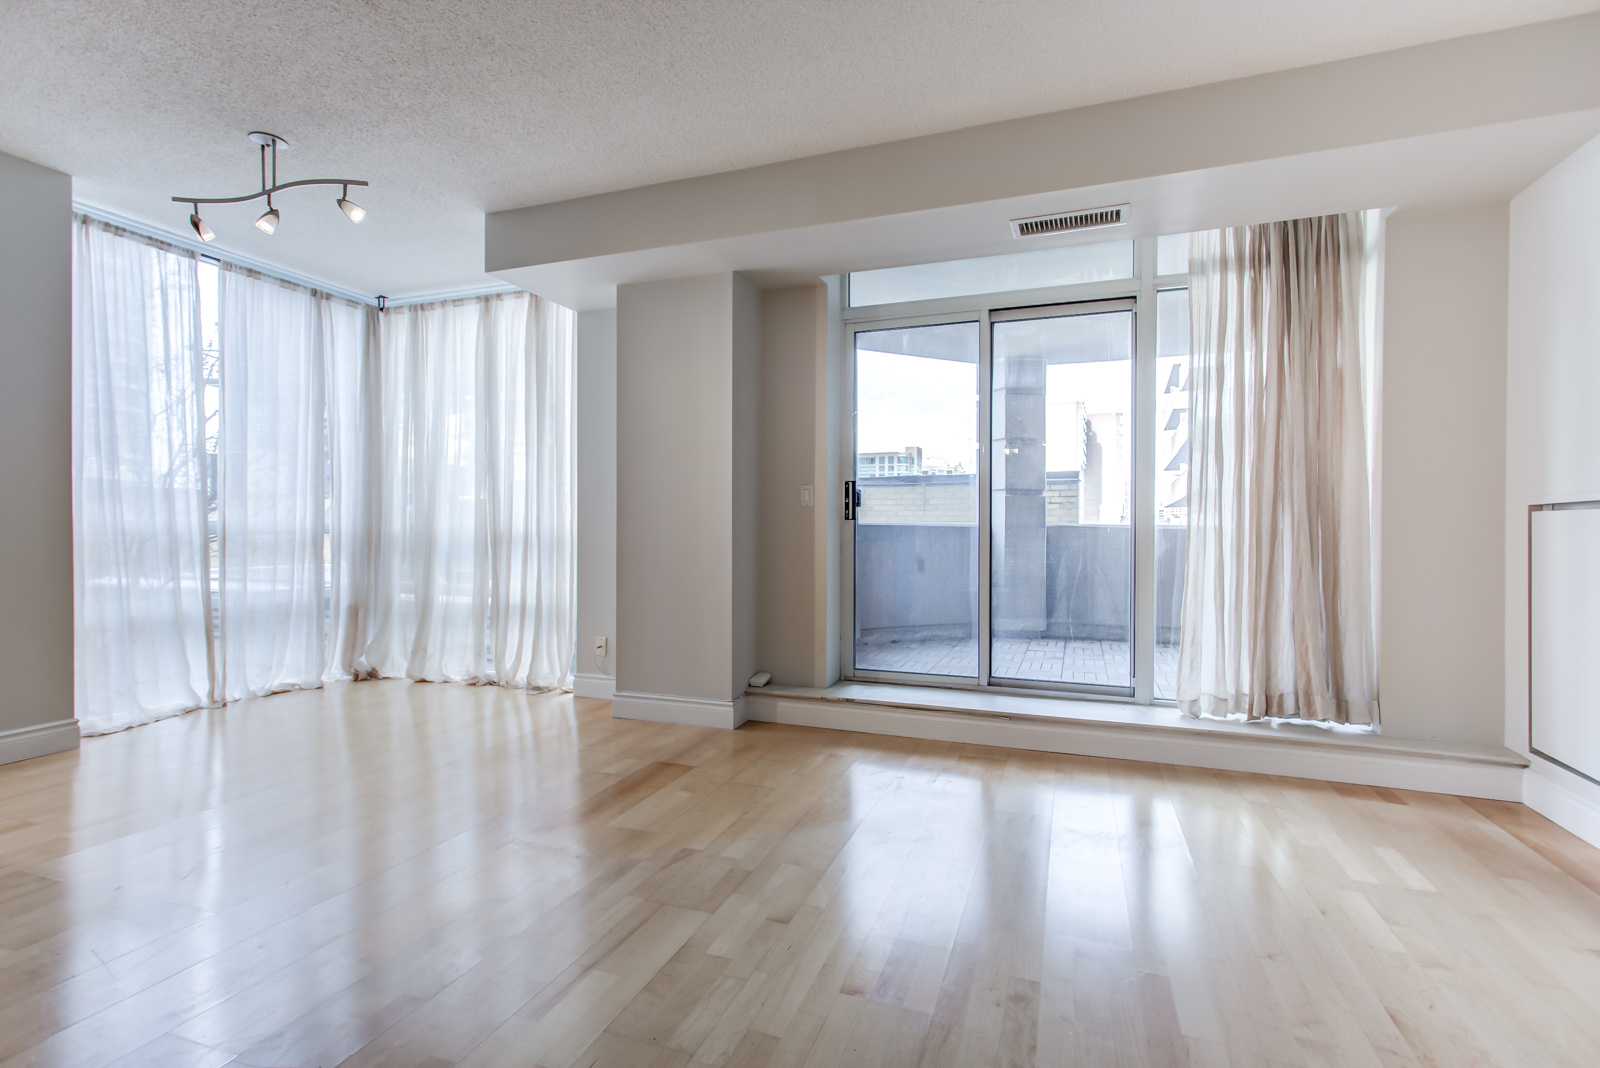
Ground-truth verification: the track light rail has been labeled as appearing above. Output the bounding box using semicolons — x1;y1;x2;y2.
171;178;370;207
172;131;369;240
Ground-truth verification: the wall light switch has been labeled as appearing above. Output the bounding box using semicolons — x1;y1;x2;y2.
594;636;608;657
800;484;814;507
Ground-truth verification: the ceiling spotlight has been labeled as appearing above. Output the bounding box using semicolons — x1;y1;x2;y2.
189;205;215;242
172;132;369;240
337;184;365;223
255;198;280;235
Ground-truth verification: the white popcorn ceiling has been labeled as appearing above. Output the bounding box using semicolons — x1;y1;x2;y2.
2;0;1593;299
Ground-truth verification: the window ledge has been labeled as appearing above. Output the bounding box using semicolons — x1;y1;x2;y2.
746;680;1527;769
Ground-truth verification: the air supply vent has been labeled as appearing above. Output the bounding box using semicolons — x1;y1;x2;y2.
1010;205;1127;239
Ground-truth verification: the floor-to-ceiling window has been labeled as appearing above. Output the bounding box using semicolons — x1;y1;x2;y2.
843;235;1189;704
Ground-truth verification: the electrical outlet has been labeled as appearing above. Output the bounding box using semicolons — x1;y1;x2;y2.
800;484;814;507
594;636;608;657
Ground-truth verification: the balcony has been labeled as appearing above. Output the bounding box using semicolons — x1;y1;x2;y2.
854;517;1186;699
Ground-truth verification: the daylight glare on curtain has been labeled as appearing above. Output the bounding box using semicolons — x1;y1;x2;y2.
216;267;373;700
363;293;575;689
1177;211;1380;725
73;219;576;733
72;218;214;734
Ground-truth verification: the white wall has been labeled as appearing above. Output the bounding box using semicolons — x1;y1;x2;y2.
0;150;77;764
488;12;1600;287
1378;205;1508;745
1506;131;1600;843
574;308;617;699
613;273;758;727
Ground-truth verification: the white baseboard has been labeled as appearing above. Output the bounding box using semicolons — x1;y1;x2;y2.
1523;756;1600;849
573;672;616;700
612;691;748;729
0;718;80;767
745;694;1524;800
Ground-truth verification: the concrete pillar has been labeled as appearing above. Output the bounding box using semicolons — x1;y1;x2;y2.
991;349;1047;638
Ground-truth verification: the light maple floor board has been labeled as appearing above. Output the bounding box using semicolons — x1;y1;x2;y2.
2;680;1599;1068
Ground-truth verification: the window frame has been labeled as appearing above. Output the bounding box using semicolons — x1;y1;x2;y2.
839;235;1190;706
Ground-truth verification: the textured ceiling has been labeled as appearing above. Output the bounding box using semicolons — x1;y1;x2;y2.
3;0;1595;299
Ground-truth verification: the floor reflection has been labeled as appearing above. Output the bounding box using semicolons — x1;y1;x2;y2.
2;680;1597;1066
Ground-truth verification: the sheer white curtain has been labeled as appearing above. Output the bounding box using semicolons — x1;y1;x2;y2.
215;267;325;699
325;298;382;680
74;223;575;730
72;217;215;734
484;296;575;689
1177;212;1380;725
212;271;374;697
363;293;575;689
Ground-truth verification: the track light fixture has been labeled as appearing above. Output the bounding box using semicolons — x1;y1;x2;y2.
188;204;215;242
255;196;279;235
336;184;365;223
172;132;368;239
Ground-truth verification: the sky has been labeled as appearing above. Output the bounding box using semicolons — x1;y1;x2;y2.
855;349;1132;478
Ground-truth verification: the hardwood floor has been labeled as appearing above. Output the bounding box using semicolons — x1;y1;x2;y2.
2;681;1599;1067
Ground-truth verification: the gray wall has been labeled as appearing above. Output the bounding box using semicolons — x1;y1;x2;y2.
0;150;75;750
575;308;617;695
1380;204;1509;745
730;275;760;698
615;273;757;707
757;285;825;686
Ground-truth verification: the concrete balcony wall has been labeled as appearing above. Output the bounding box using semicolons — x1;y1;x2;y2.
853;521;1187;645
855;524;976;642
1154;525;1187;645
1038;525;1131;642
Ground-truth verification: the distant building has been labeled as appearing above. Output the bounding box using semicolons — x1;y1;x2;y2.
857;446;966;479
1156;355;1189;525
858;446;923;478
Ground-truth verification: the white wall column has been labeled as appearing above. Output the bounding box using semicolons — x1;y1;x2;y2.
574;308;618;700
1379;205;1508;746
0;151;77;765
1506;132;1600;847
614;273;759;728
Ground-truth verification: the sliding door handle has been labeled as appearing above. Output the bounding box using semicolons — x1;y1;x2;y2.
843;480;859;520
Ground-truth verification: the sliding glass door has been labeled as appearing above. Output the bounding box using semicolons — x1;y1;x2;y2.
990;303;1134;691
850;321;980;679
844;236;1188;702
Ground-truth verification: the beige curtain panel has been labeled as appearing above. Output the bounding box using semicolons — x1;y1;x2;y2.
1177;212;1380;725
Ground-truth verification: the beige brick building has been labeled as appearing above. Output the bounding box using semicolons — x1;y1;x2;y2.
858;476;975;524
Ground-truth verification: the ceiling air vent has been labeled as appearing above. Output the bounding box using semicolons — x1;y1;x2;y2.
1010;204;1127;239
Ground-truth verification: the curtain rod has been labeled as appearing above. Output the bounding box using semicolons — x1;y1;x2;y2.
379;281;522;309
74;202;380;306
74;202;533;311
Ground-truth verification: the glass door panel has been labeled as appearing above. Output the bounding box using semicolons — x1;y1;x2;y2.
853;322;980;678
991;309;1133;689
